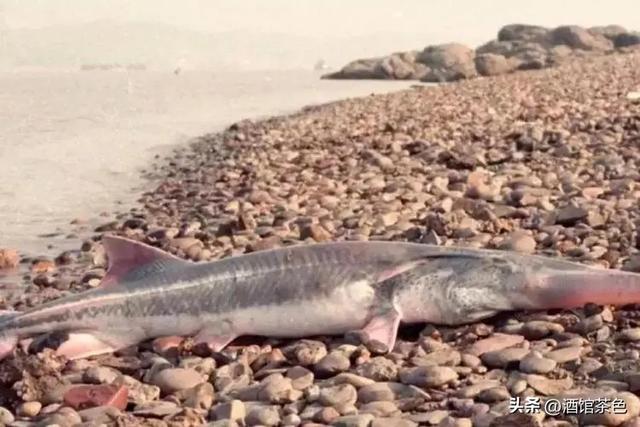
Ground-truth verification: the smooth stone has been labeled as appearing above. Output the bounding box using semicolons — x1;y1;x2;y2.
151;368;205;394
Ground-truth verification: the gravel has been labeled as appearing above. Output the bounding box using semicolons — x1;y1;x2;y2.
3;50;640;426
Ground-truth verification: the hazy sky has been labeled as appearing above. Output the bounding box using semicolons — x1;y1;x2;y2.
4;0;640;46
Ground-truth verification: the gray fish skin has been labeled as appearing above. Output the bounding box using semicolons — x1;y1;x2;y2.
2;236;640;359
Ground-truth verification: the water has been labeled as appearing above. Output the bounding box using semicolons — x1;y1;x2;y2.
0;69;411;255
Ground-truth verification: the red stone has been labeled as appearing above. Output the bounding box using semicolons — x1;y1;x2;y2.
0;249;19;270
63;384;128;410
31;259;56;274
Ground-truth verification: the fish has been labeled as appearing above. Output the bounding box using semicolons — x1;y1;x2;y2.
2;234;640;361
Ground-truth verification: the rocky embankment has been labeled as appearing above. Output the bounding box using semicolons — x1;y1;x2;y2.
324;24;640;82
2;53;640;426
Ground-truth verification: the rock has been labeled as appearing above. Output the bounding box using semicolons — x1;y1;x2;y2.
331;414;375;427
579;391;640;426
0;406;14;425
0;248;19;269
499;232;536;254
37;407;83;427
77;405;122;423
399;366;458;387
31;259;55;273
519;351;557;374
359;401;398;417
257;374;300;403
497;24;549;42
468;334;525;356
83;366;120;384
615;32;640;48
438;416;473;427
545;346;583;363
526;374;572;395
590;25;629;41
371;417;418;427
246;406;281;426
475;53;514;76
151;368;205;394
288;340;328;365
282;413;302;426
313;406;341;423
211;400;246;423
17;401;42;417
301;224;333;242
319;384;358;408
358;383;396;403
477;386;511;403
133;401;180;417
627;92;640;103
354;357;398;381
456;380;502;398
113;375;159;405
180;382;215;410
63;384;128;410
324;57;390;80
521;321;563;340
248;235;282;252
488;412;543;427
620;328;640;342
315;352;351;377
549;25;613;51
481;347;529;368
416;349;462;366
554;205;588;226
287;366;315;390
417;43;477;82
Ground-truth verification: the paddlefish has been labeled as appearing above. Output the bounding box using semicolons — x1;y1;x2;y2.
1;235;640;360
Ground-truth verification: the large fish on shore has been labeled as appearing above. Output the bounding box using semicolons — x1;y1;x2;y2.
1;235;640;360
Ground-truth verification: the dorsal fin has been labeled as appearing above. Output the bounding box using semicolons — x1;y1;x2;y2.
100;235;189;288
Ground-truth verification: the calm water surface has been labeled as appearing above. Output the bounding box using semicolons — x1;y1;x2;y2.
0;69;411;256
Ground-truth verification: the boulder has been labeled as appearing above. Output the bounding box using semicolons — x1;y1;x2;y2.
510;44;550;70
613;31;640;48
417;43;477;82
474;53;515;76
497;24;549;42
323;51;426;80
323;57;388;79
548;25;613;51
548;45;574;64
589;25;629;41
378;52;422;80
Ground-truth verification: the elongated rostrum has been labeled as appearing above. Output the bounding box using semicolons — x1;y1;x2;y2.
2;235;640;360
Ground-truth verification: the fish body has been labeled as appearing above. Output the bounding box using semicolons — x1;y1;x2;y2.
2;235;640;360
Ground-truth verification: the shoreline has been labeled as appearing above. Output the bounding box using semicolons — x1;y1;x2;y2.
0;71;413;260
1;52;640;425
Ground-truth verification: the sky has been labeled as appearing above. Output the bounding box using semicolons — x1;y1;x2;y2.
4;1;640;40
2;1;640;69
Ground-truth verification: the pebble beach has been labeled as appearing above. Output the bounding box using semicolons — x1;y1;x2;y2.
2;51;640;426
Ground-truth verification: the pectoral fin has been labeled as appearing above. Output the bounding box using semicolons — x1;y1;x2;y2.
193;320;238;353
348;309;402;353
55;333;119;360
